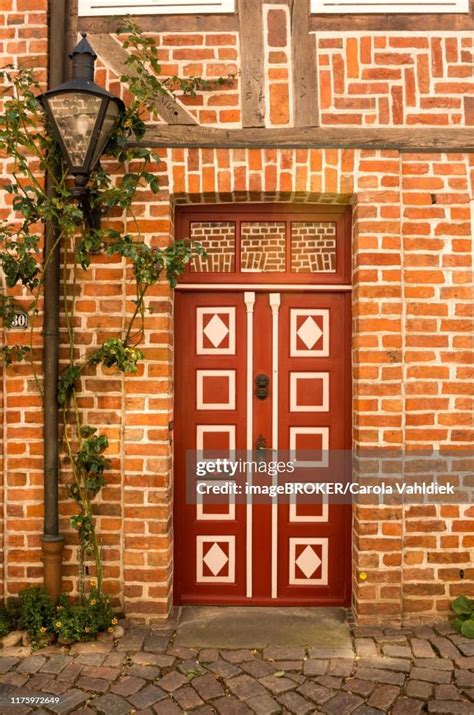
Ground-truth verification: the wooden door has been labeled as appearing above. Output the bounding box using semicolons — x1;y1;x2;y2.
174;289;351;606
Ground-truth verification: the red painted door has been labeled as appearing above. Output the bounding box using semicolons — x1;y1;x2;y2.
174;289;351;606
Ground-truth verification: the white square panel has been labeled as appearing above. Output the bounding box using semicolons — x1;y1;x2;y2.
290;309;329;357
196;482;236;521
289;491;329;523
289;427;329;468
197;370;236;410
196;426;236;521
290;372;329;412
196;535;236;583
196;425;236;451
196;307;236;355
289;538;328;585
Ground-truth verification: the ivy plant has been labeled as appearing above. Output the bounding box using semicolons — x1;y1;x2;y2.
452;596;474;639
0;21;211;601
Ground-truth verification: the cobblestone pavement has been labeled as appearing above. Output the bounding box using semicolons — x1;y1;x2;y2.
0;618;473;714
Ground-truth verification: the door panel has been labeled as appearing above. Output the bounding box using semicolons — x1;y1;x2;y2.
174;290;351;606
174;293;248;603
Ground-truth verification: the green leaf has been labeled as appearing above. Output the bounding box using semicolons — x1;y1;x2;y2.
460;619;474;639
452;596;473;617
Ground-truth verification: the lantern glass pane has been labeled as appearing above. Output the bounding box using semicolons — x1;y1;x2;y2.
90;100;121;170
47;92;103;169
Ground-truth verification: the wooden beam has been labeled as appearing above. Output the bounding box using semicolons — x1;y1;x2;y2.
76;7;474;34
238;0;265;127
291;0;319;127
140;125;474;151
88;34;197;126
78;14;239;33
309;7;474;32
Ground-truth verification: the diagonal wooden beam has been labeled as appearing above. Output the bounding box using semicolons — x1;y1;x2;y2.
88;33;197;126
291;0;319;127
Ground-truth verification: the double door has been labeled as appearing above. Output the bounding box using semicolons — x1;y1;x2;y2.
174;289;351;605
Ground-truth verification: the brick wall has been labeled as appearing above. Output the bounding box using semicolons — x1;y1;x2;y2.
95;29;473;129
0;5;472;624
0;0;48;599
318;34;472;127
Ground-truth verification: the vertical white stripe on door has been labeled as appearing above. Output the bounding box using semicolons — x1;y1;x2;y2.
244;292;256;598
269;293;281;599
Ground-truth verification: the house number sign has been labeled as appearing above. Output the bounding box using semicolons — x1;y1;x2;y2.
11;311;28;329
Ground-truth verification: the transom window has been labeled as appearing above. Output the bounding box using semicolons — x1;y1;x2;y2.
176;205;350;286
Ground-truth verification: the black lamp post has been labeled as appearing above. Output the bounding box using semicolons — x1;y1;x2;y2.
38;33;125;216
37;31;124;601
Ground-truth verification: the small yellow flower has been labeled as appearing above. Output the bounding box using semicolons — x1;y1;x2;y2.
56;605;64;610
90;599;97;606
39;627;47;634
55;621;62;628
89;580;97;587
108;627;114;633
111;618;118;625
84;627;90;633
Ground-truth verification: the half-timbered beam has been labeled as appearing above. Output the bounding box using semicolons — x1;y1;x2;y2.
308;7;474;32
239;0;265;127
140;125;474;151
89;34;197;125
77;8;474;35
291;0;319;127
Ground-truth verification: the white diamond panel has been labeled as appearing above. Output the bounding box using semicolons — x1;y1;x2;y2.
197;307;236;355
289;538;328;586
290;309;329;357
196;536;236;583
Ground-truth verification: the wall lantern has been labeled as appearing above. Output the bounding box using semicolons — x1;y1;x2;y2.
37;33;125;226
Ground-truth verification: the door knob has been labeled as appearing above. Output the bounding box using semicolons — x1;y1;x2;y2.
256;434;267;450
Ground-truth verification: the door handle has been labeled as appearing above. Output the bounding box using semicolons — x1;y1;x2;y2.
256;434;276;452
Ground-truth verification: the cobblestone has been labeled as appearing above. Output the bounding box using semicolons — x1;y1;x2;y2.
277;690;314;714
173;684;205;709
411;638;437;658
405;679;433;699
0;620;472;713
128;683;166;708
427;702;474;714
259;673;296;694
93;693;131;715
302;658;328;676
410;666;452;684
213;695;253;714
192;672;226;700
156;670;188;691
323;691;364;714
110;675;146;696
246;692;282;714
367;684;400;709
343;678;377;697
227;673;268;699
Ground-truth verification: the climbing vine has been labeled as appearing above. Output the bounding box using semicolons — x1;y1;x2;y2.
0;21;222;600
